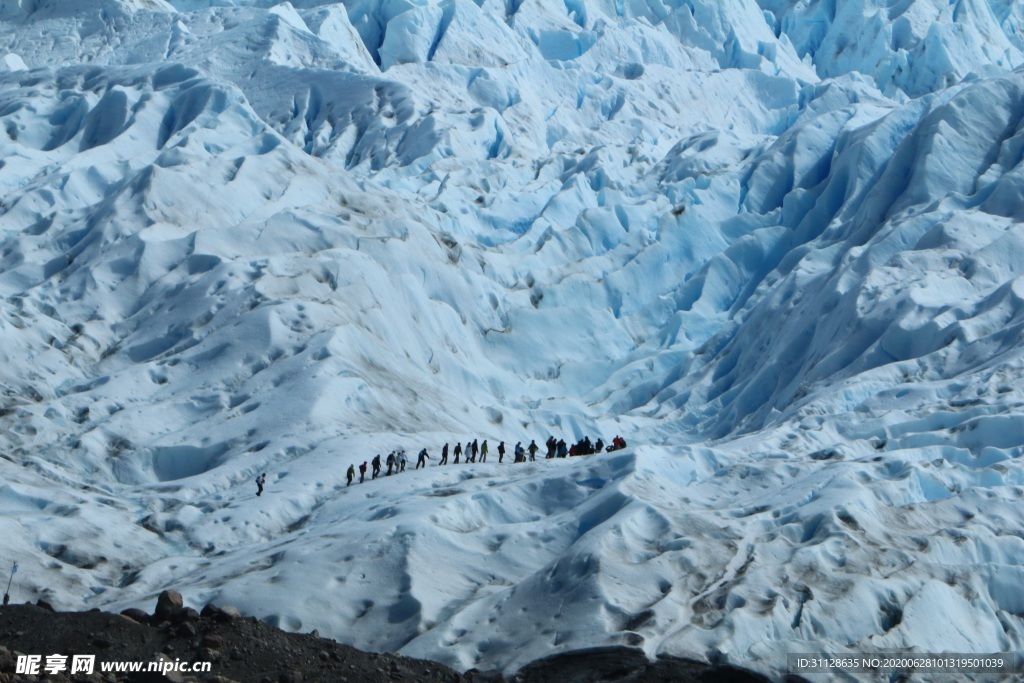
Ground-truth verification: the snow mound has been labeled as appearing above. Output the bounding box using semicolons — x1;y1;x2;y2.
0;51;23;70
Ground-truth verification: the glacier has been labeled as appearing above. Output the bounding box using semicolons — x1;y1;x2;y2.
0;0;1023;678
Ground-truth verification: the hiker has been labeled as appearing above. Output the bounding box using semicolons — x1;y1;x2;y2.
465;440;473;463
546;436;556;459
480;440;488;463
595;438;604;453
454;442;462;464
514;442;525;462
472;439;479;463
557;439;568;457
346;464;355;487
497;441;505;463
416;448;430;469
255;472;266;497
372;454;381;479
399;450;408;472
528;440;538;461
359;461;367;483
386;452;395;476
440;443;449;465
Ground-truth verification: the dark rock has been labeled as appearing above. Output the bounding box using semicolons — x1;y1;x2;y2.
35;600;55;612
154;590;184;621
175;622;197;639
0;644;14;669
197;646;221;662
216;606;240;623
91;636;113;649
171;607;200;624
202;633;224;650
201;604;223;620
516;646;774;683
120;608;150;624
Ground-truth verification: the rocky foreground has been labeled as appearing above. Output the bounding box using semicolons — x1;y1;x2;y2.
0;593;797;683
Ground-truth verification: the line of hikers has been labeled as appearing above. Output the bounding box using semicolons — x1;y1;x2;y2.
342;434;628;486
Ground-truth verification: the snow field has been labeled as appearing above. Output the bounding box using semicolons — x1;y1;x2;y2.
0;0;1023;680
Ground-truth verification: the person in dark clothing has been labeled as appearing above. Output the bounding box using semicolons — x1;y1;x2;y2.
497;441;505;463
454;442;462;464
557;439;567;458
372;454;381;479
472;439;479;462
514;442;525;462
480;440;488;462
386;452;395;476
359;461;367;483
595;438;604;453
417;448;430;469
546;436;556;459
346;464;355;487
255;472;266;496
440;443;449;465
528;440;538;461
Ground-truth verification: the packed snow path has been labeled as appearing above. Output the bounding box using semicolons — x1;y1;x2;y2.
0;0;1023;678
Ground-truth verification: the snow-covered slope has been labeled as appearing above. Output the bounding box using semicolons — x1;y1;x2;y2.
1;0;1023;678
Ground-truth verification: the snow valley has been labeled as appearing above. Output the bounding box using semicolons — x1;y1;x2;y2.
0;0;1023;678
